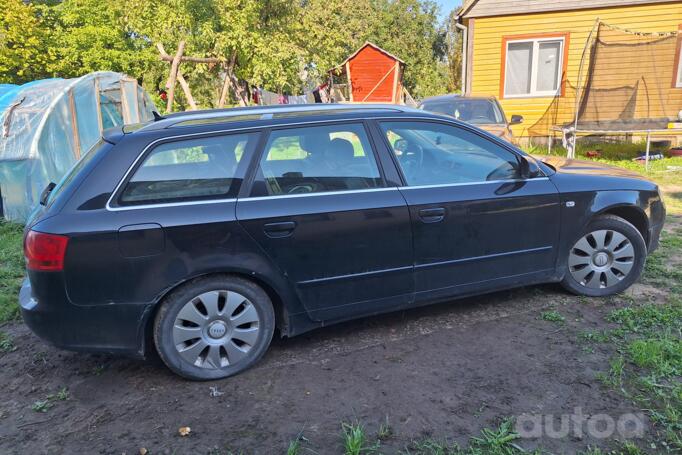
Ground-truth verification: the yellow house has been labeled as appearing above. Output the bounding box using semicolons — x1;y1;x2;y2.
457;0;682;143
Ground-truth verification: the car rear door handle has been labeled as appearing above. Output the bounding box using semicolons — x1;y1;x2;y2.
263;221;297;238
418;207;445;223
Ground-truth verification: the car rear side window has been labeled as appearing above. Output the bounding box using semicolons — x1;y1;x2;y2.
251;123;383;197
118;133;257;205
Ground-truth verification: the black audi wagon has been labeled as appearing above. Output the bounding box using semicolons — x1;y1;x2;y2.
20;104;665;380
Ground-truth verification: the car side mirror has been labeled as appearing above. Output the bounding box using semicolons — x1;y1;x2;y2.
510;115;524;125
519;155;541;179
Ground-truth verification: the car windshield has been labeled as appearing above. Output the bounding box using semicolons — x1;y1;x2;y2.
421;99;505;125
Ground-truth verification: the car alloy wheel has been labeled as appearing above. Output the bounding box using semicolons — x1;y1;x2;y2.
173;290;261;369
568;229;635;289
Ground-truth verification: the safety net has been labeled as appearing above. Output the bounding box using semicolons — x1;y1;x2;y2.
529;21;682;137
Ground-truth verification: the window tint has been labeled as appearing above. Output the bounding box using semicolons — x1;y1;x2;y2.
119;133;255;205
253;124;383;197
380;121;521;186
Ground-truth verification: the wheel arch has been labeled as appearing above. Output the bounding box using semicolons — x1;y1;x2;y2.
596;204;649;246
141;270;291;358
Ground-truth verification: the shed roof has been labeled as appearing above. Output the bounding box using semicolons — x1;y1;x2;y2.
460;0;678;18
328;42;405;74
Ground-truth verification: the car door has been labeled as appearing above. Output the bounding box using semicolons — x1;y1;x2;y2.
65;131;260;307
374;119;561;302
236;121;414;321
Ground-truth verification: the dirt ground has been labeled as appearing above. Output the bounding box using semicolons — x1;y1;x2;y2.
1;220;679;455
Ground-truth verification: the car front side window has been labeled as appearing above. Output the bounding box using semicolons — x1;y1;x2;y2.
118;133;256;206
379;121;521;187
252;123;383;197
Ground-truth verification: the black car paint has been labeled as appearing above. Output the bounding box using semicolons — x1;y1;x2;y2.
20;109;666;358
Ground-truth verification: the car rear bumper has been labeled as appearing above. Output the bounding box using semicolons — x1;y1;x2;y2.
19;276;152;358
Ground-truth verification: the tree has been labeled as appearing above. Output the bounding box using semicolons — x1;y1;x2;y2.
369;0;448;98
123;0;307;109
47;0;159;80
1;0;452;105
445;9;463;93
0;0;53;84
300;0;449;99
299;0;378;82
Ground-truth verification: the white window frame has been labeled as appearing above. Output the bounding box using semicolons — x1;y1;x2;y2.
504;37;565;98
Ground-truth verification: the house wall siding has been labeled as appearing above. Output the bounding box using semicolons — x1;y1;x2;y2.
466;2;682;138
463;0;679;19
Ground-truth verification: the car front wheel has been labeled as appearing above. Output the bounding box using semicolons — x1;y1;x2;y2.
154;275;275;380
561;215;647;297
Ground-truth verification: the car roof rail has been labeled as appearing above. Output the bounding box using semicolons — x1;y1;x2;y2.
138;103;423;132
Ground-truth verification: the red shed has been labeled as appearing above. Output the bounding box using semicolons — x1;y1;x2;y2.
329;42;405;104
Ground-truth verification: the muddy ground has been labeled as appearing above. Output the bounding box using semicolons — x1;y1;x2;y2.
1;219;679;455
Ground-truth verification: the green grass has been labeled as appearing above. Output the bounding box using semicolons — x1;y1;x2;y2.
402;419;538;455
540;310;565;324
342;421;378;455
0;331;14;353
578;442;643;455
31;399;52;413
377;417;393;441
0;222;24;323
286;438;301;455
593;228;682;451
30;386;70;413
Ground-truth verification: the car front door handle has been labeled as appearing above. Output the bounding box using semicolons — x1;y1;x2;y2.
418;207;446;223
263;221;297;238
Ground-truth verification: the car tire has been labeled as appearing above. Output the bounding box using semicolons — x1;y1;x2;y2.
154;275;275;380
561;215;647;297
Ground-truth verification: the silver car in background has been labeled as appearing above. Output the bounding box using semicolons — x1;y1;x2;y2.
419;94;522;143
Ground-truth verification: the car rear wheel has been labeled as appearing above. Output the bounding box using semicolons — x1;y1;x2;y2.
154;275;275;380
561;215;647;297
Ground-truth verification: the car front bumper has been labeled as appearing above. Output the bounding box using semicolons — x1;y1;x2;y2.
19;276;152;358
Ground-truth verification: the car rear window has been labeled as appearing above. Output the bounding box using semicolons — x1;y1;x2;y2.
46;139;107;206
118;133;257;206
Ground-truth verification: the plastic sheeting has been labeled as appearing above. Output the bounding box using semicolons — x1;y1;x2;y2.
0;72;156;222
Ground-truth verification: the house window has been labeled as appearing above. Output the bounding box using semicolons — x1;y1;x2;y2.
504;37;566;98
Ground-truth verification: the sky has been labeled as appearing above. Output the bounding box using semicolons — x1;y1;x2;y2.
434;0;462;21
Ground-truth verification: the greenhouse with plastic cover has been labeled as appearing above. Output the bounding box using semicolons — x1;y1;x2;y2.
0;71;156;222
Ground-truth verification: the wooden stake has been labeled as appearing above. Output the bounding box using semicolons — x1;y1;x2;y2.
94;78;103;133
218;52;237;108
159;55;220;64
218;71;230;108
177;73;197;110
67;90;82;159
229;75;249;107
166;41;186;113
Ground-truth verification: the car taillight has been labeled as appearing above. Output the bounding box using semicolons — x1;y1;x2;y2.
24;230;69;271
